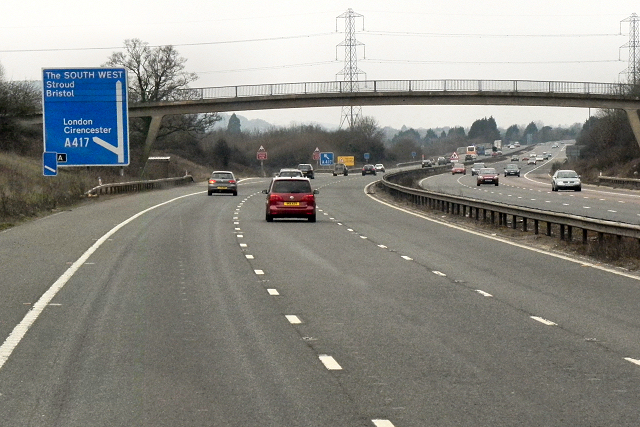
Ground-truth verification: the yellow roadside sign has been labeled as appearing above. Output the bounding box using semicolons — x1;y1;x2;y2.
337;156;355;166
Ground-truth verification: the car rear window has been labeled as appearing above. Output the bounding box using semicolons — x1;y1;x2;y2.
211;173;233;179
271;180;311;193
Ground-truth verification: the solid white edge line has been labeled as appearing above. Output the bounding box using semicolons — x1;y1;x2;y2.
0;191;203;372
363;182;640;282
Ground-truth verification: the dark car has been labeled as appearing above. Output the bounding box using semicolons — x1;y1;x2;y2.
552;169;581;191
421;159;433;168
297;163;314;179
362;164;377;175
437;156;447;165
333;163;348;176
503;163;521;177
476;168;499;186
207;170;238;196
471;162;486;176
263;177;318;222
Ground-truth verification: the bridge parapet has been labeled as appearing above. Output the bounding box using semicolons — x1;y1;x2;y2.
171;79;635;102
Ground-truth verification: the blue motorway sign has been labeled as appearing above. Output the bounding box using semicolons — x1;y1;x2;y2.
42;68;129;166
320;152;334;166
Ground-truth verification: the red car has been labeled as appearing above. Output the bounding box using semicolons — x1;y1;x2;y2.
263;177;318;222
451;163;466;175
476;168;499;186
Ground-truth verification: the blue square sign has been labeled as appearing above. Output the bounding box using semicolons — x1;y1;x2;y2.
320;152;334;166
43;152;58;176
42;68;129;166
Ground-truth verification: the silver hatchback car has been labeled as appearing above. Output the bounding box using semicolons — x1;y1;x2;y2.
207;170;238;196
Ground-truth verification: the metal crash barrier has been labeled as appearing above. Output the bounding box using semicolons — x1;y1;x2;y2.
85;176;194;197
379;169;640;244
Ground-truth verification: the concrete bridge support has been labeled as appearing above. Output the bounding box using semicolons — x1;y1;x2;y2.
625;109;640;150
143;115;163;160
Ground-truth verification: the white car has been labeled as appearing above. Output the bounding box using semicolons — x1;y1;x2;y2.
552;169;581;191
374;163;385;173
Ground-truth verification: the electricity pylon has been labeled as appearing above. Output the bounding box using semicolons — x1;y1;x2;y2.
336;8;366;129
621;13;640;85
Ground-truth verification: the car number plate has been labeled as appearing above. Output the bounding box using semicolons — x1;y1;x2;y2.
217;186;227;189
284;202;300;206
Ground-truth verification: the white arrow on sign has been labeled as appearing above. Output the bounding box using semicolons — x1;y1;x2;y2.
92;80;125;163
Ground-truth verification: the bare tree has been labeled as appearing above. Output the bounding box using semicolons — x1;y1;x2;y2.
103;39;219;167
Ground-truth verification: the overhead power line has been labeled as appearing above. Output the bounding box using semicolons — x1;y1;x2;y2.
362;30;622;38
0;33;335;53
0;29;621;54
362;58;622;65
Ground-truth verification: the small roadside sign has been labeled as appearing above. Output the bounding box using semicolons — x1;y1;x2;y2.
43;152;58;176
257;145;267;160
450;152;459;162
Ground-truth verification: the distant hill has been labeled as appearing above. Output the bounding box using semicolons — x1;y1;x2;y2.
212;113;339;133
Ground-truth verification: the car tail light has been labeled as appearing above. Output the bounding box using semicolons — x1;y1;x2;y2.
269;194;284;202
228;180;236;184
301;195;315;203
208;179;216;184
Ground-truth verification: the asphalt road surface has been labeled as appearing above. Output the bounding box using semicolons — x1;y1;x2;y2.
1;173;640;426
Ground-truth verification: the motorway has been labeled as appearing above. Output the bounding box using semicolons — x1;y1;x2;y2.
1;170;640;426
421;141;640;224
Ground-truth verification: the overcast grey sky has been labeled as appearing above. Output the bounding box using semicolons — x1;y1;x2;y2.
2;0;638;130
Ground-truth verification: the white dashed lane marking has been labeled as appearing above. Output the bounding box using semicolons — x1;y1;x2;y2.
285;315;302;324
531;316;557;326
624;357;640;366
476;290;493;297
318;354;342;370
